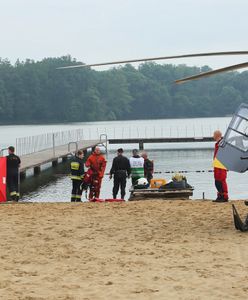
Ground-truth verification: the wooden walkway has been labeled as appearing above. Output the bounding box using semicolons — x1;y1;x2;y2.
20;139;101;174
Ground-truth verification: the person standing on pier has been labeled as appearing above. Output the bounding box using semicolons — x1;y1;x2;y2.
6;146;21;201
109;148;131;199
70;150;85;202
85;146;106;199
129;149;144;186
141;152;154;183
212;130;229;203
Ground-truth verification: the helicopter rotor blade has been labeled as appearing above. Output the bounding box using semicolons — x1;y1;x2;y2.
57;51;248;70
175;62;248;84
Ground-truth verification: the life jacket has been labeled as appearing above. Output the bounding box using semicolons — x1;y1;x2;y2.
213;138;227;170
129;155;144;178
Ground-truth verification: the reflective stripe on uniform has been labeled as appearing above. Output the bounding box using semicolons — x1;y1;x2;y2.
70;175;82;180
71;162;80;170
75;195;81;199
131;167;144;177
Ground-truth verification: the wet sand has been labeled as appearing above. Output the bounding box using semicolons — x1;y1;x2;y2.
0;200;248;300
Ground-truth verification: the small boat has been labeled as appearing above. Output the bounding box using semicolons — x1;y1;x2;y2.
129;176;194;201
129;187;194;201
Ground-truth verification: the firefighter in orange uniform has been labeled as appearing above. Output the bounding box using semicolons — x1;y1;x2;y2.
212;130;228;202
85;146;106;199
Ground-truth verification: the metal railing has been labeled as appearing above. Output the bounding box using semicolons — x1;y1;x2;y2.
0;148;8;157
16;129;86;156
15;123;226;156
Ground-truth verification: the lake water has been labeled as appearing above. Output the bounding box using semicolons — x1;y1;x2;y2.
1;117;248;201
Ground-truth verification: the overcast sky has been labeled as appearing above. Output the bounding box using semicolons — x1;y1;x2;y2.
1;0;248;70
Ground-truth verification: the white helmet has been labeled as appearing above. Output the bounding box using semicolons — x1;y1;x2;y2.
137;178;148;185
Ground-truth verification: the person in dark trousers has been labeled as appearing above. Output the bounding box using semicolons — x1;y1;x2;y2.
212;130;229;203
6;146;21;201
141;152;154;183
70;150;85;202
129;149;144;186
109;148;131;199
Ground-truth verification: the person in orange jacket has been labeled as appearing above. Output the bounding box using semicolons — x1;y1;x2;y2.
212;130;228;203
85;146;106;199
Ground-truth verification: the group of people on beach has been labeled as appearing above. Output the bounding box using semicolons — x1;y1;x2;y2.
70;146;154;201
3;129;228;202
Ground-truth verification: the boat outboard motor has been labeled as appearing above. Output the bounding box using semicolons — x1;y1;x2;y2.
216;103;248;173
232;204;248;232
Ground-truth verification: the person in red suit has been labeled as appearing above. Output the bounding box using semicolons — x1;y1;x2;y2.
85;146;106;199
212;130;228;203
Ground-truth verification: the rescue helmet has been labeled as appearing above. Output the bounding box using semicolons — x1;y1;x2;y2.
137;178;148;185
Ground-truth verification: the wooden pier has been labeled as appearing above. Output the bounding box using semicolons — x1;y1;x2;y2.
108;137;213;150
20;139;102;177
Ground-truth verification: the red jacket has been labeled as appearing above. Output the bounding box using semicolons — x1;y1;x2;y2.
214;138;223;159
85;153;106;178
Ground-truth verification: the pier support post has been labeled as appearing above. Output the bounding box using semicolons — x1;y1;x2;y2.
34;166;41;175
139;141;144;150
52;160;58;167
20;171;26;181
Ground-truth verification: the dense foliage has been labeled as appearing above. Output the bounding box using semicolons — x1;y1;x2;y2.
0;55;248;124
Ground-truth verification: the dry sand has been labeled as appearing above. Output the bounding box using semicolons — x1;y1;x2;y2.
0;200;248;300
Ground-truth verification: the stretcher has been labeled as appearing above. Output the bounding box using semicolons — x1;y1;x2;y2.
89;198;125;202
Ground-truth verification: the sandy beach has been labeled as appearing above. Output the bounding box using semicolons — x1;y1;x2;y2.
0;199;248;300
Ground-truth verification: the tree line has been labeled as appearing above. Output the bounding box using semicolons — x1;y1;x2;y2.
0;55;247;124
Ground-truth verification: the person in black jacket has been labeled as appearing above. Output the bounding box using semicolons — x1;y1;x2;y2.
109;148;131;199
142;152;154;183
6;146;21;201
70;150;85;202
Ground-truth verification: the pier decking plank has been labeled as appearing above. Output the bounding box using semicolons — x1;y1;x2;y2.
20;139;101;172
